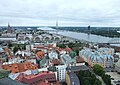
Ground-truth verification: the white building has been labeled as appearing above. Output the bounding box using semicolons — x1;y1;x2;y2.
48;51;58;59
56;65;67;82
15;50;32;57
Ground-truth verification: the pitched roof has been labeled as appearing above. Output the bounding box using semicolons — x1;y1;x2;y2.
76;56;85;63
0;78;26;85
2;61;38;73
59;47;72;52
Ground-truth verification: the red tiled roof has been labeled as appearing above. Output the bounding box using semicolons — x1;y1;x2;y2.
59;47;72;52
15;71;60;85
33;44;72;53
16;71;57;85
38;81;50;85
24;71;54;79
36;51;44;58
2;61;38;73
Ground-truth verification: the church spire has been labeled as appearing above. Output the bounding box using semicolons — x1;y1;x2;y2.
7;23;12;33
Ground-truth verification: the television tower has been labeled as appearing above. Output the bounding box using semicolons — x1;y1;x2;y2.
56;20;58;29
88;25;91;34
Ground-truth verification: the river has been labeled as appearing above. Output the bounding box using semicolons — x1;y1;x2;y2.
38;27;120;44
57;31;113;43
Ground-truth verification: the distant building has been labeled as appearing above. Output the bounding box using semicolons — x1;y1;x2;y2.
17;33;62;43
0;33;16;41
17;34;25;41
7;23;13;33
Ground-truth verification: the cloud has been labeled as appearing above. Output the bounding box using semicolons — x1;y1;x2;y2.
0;0;120;26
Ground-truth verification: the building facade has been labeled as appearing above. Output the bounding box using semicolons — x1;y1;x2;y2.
79;48;114;68
56;65;66;82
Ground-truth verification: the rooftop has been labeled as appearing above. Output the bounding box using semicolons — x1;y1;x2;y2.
67;65;89;72
52;58;60;65
0;78;26;85
23;71;55;79
2;61;38;73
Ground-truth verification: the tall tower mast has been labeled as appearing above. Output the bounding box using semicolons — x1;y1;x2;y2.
56;20;58;29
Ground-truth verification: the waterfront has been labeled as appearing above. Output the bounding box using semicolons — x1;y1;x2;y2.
57;31;119;43
46;27;120;44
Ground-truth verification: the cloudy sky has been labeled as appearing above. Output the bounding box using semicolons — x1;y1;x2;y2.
0;0;120;26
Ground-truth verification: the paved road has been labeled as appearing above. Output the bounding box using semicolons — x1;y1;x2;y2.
69;72;80;85
96;75;106;85
106;72;120;85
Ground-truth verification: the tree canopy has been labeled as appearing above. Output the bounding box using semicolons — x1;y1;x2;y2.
93;64;105;76
93;64;111;85
77;70;102;85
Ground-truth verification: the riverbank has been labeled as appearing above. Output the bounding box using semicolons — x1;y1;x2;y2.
52;27;120;38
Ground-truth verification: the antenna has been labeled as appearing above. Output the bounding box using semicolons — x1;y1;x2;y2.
56;20;58;29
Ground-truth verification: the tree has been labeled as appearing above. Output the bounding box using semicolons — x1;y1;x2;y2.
82;79;91;85
13;46;21;53
93;79;102;85
93;64;105;76
57;44;66;48
93;64;111;85
102;74;111;85
85;62;89;66
77;70;102;85
22;44;26;50
75;50;79;56
8;42;12;48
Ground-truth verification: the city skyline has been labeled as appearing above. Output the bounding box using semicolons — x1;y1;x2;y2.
0;0;120;26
